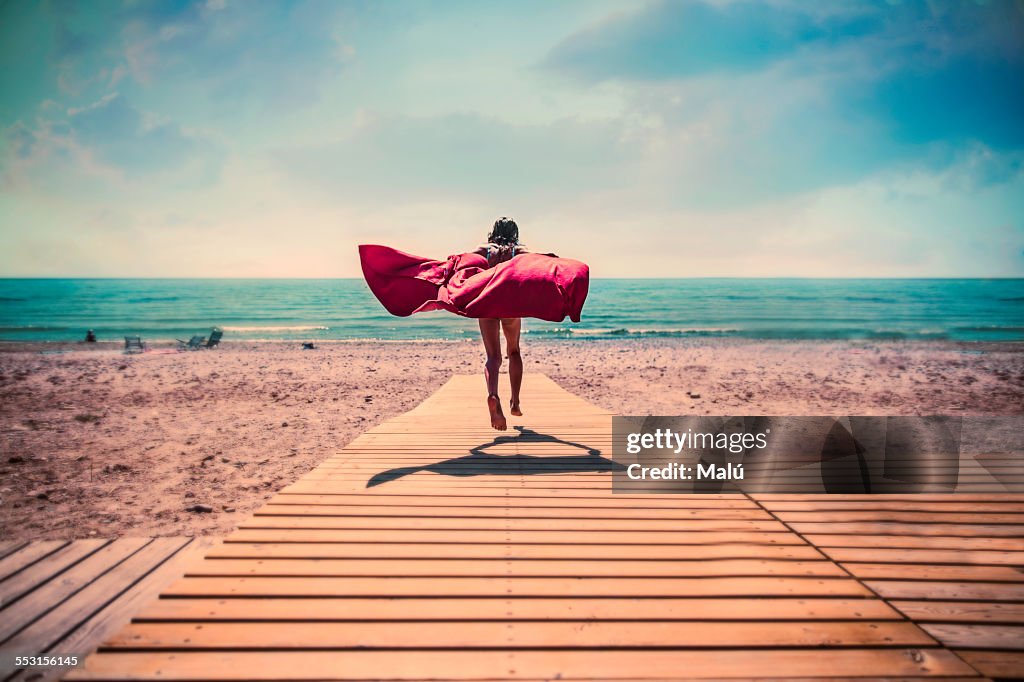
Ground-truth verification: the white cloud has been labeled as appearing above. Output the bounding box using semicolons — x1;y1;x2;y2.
0;0;1020;276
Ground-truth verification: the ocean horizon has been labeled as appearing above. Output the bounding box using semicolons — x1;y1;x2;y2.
1;277;1022;343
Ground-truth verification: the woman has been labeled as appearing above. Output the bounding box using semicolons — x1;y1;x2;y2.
358;218;587;431
471;217;556;431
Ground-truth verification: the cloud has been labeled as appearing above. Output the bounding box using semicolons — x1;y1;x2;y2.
544;1;882;80
1;92;223;193
945;145;1024;191
5;122;37;159
113;1;354;109
272;111;642;205
65;92;222;178
6;0;358;120
540;0;1024;202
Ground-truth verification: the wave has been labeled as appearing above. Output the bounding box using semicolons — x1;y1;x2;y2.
127;296;181;303
519;326;968;340
221;325;331;332
953;325;1024;333
842;296;896;303
525;327;741;337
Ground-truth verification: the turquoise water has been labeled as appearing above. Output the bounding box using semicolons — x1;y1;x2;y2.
0;278;1021;342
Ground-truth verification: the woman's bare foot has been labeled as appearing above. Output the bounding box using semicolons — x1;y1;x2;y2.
487;394;507;430
509;399;523;417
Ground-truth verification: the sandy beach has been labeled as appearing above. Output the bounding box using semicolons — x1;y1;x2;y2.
1;339;1022;541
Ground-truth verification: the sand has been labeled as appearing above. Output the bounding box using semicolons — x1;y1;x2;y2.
1;339;1022;541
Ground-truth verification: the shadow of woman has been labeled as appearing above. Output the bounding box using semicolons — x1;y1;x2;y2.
366;426;623;488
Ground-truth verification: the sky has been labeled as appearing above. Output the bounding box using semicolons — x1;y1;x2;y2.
0;0;1022;278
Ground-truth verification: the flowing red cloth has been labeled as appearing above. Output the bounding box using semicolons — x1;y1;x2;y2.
358;244;589;322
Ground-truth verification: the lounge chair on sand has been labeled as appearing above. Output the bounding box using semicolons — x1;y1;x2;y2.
175;328;222;351
205;327;223;348
177;335;206;351
124;336;146;354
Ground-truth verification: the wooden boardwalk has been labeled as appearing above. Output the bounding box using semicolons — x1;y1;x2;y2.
0;537;214;682
51;374;1024;680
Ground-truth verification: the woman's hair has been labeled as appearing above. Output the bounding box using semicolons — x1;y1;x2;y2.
487;217;519;245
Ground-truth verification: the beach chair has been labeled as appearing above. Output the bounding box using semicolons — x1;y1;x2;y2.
124;336;146;354
205;327;223;349
177;335;206;351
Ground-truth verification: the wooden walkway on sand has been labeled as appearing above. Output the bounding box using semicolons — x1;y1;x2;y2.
0;537;214;682
54;374;1024;680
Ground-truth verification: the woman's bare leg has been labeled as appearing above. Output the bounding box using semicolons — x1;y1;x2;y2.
501;318;523;416
478;318;506;430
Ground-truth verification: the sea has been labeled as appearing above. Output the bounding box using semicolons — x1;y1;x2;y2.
0;278;1022;343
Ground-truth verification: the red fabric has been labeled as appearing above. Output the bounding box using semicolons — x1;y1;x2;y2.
359;244;589;322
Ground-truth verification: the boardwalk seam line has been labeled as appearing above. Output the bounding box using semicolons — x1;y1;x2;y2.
745;493;990;679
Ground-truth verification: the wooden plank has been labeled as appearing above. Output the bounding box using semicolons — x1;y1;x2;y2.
0;540;107;613
822;548;1024;566
250;507;778;522
225;529;798;545
327;443;617;450
104;620;935;649
922;623;1024;650
268;491;757;507
892;601;1024;624
331;457;599;462
333;442;615;449
774;511;1024;523
0;540;68;584
185;558;846;578
278;484;747;499
159;575;873;598
211;542;825;560
789;522;1024;537
867;581;1024;601
754;494;1024;501
272;491;749;503
295;481;692;490
0;540;29;561
258;502;763;515
841;563;1024;582
132;596;904;622
63;649;979;680
314;466;624;474
241;516;786;532
0;538;147;643
68;666;985;682
955;650;1024;679
765;497;1024;507
804;535;1024;551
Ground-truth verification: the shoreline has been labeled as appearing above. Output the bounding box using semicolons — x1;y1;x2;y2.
4;337;1024;351
1;338;1022;541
